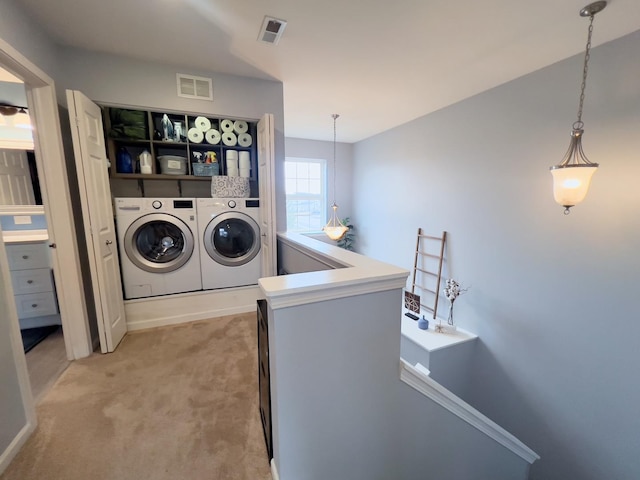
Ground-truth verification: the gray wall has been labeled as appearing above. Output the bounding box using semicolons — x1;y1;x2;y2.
57;47;287;231
0;81;27;105
0;236;28;464
353;30;640;480
0;0;60;81
398;381;530;480
284;137;354;232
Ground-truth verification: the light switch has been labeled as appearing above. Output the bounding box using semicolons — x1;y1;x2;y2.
14;215;32;225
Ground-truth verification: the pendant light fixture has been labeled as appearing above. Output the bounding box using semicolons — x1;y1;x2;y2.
0;104;31;129
323;113;349;241
550;1;607;215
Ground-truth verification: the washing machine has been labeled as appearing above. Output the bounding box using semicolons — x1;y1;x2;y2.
197;198;261;290
114;197;202;299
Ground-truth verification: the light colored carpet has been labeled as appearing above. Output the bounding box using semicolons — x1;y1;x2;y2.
1;313;271;480
26;326;69;404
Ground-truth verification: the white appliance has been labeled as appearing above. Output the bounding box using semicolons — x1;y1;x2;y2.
197;198;261;290
114;198;202;299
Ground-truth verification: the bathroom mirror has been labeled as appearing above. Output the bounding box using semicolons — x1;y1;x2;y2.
1;67;41;211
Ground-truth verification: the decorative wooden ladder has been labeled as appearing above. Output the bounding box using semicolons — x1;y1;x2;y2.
409;228;447;319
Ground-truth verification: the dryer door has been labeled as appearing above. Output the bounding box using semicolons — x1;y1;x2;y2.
123;213;195;273
203;212;260;267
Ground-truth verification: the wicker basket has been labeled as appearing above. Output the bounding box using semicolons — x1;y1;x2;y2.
192;163;218;177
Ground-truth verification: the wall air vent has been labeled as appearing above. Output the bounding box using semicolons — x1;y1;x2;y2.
258;16;287;45
176;74;213;101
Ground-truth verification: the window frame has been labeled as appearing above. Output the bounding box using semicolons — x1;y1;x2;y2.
284;156;327;233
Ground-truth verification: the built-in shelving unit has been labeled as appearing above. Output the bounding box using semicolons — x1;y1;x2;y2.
101;106;258;196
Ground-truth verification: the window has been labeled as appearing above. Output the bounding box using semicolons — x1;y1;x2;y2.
285;157;326;232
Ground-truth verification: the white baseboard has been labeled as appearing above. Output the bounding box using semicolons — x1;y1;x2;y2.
270;458;279;480
124;286;262;331
399;359;539;464
0;421;35;475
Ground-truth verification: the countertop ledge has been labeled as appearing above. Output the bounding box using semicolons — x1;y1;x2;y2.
401;312;478;353
2;229;49;243
259;232;409;309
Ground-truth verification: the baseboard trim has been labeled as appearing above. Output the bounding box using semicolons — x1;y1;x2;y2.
0;421;35;475
126;304;256;331
270;458;279;480
124;286;261;331
399;359;539;464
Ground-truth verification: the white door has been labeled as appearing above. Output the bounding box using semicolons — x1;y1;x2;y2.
0;149;35;205
257;114;276;277
66;90;126;353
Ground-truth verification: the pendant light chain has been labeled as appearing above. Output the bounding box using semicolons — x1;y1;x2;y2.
575;14;595;129
332;113;339;204
323;113;349;240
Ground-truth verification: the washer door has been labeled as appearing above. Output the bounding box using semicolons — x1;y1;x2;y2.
203;212;260;267
124;213;195;273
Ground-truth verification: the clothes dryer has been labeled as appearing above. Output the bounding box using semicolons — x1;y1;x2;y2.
114;198;202;299
197;198;261;290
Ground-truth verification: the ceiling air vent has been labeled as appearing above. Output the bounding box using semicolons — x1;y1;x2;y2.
258;16;287;45
176;74;213;101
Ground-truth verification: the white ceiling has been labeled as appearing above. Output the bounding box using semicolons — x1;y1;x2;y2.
0;67;22;84
16;0;640;143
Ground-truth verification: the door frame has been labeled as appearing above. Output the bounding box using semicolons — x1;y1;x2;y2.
0;38;93;360
258;113;276;277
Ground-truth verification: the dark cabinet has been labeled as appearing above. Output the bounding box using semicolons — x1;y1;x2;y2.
257;299;272;459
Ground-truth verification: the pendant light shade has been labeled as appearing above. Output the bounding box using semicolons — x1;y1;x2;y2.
324;203;349;240
323;114;349;241
551;128;598;213
550;1;606;215
551;164;598;208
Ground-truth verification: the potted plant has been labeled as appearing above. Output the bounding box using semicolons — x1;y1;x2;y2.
336;217;355;251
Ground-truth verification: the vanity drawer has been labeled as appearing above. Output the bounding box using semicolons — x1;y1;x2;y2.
6;243;50;271
10;268;54;295
14;291;58;319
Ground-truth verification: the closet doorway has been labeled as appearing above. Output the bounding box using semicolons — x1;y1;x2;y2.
0;41;96;364
0;67;69;401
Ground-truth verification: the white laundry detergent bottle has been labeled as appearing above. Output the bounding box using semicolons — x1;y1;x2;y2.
139;150;152;174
